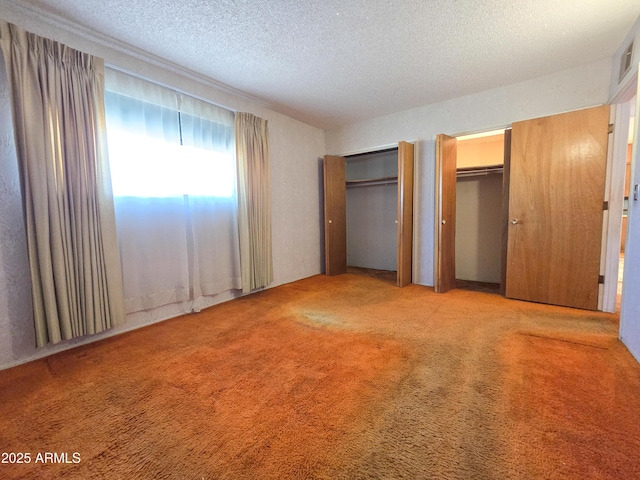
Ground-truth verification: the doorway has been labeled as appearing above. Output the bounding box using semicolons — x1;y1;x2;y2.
617;102;636;311
346;148;399;284
323;141;415;287
436;106;612;310
454;130;506;294
434;128;508;294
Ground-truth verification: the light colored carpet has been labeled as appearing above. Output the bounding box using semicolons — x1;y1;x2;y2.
1;273;639;479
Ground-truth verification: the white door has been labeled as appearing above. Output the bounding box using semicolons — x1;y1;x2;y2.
620;80;640;362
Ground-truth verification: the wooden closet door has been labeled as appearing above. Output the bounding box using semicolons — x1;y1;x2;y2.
506;106;609;310
500;128;512;296
323;155;347;276
397;141;415;287
435;134;457;293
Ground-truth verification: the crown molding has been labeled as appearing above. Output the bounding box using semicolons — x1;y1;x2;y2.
3;0;272;110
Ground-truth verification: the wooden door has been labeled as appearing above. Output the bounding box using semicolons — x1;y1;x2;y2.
397;141;415;287
323;155;347;276
506;106;610;310
500;128;512;295
435;134;457;293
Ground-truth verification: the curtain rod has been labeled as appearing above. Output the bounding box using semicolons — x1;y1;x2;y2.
105;64;237;115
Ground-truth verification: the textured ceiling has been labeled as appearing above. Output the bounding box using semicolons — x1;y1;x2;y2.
13;0;640;129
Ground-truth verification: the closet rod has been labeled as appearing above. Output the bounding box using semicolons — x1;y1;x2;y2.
456;164;503;178
346;176;398;188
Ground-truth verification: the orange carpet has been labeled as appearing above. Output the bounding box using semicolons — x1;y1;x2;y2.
1;273;639;479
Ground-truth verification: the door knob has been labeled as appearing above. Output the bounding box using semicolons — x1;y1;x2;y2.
441;220;446;225
328;220;332;224
511;218;519;225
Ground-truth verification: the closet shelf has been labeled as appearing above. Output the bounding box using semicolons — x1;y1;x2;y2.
346;176;398;188
456;164;503;178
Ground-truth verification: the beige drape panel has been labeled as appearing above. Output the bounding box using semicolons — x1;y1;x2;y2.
235;113;273;294
0;22;125;347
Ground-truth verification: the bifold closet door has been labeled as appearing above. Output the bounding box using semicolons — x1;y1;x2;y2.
323;155;347;276
397;141;414;287
506;105;609;310
500;128;512;296
435;134;457;293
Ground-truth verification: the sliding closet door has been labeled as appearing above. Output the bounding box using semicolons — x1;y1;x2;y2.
506;106;609;310
323;155;347;276
397;141;414;287
435;134;457;293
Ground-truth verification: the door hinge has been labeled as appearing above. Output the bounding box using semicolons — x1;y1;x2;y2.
603;201;609;211
598;275;605;284
608;124;614;134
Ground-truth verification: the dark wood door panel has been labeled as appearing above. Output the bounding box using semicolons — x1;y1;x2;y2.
323;155;347;276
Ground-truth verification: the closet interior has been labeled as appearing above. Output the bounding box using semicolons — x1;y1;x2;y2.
346;148;399;275
323;141;414;286
455;130;505;291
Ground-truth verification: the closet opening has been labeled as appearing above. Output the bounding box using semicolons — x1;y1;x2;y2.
345;148;399;285
439;107;621;310
454;130;506;294
323;141;414;286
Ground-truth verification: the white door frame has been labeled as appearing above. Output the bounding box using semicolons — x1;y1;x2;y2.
620;72;640;362
600;102;632;312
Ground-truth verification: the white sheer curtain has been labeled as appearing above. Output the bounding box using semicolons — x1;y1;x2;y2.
104;69;240;313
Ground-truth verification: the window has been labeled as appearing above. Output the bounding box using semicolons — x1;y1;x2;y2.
105;89;234;198
104;69;241;314
107;129;234;198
